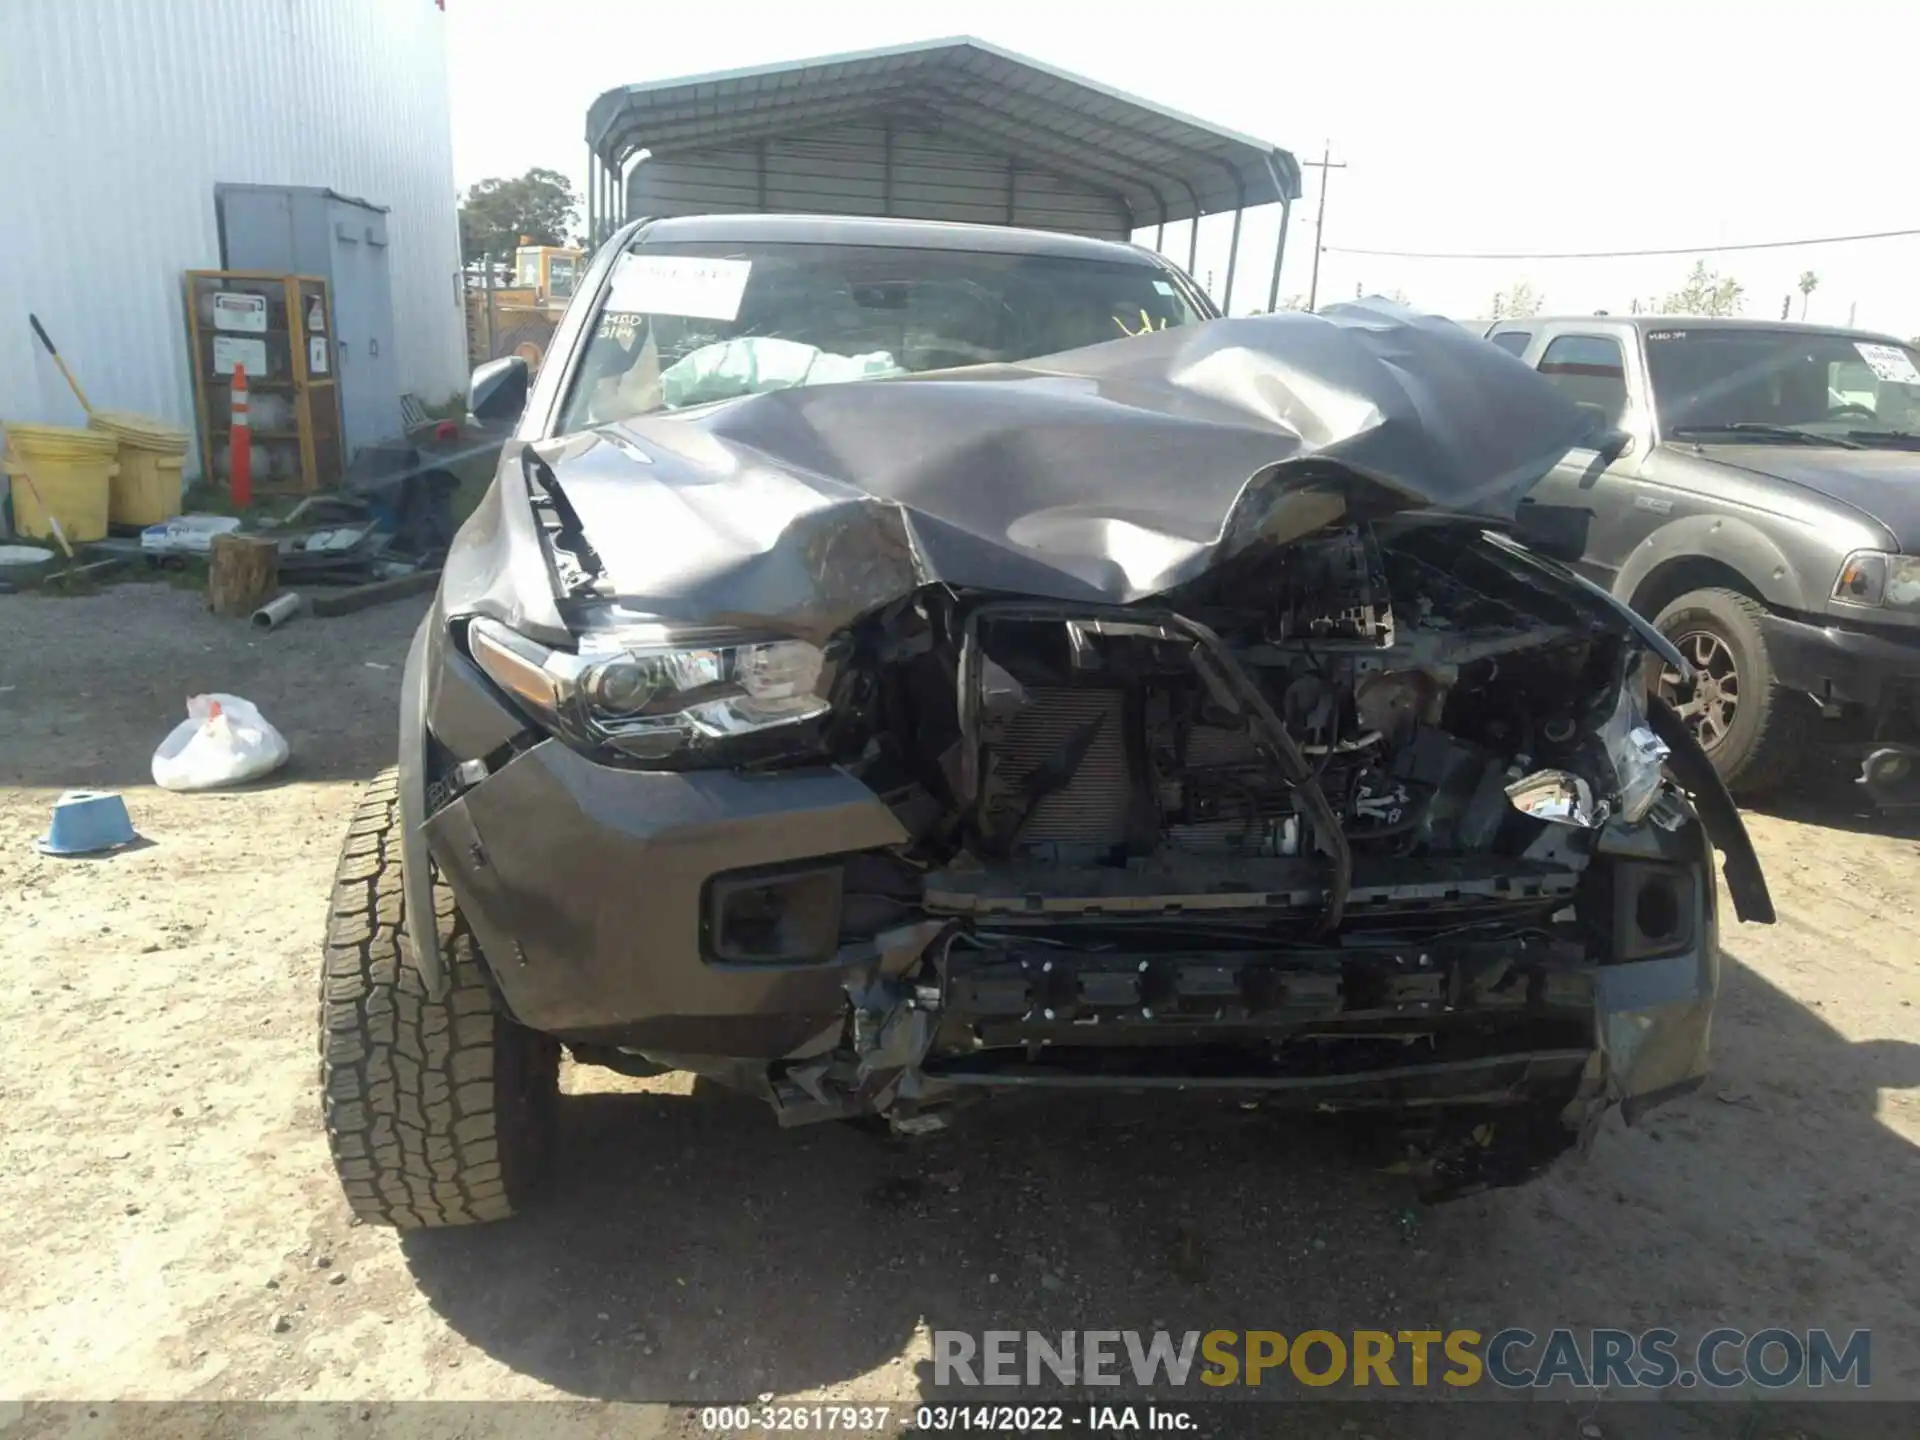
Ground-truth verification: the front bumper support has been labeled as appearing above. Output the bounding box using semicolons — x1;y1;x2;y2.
1759;611;1920;713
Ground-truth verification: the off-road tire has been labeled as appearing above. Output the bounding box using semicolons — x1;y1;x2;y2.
1654;587;1811;799
319;769;560;1227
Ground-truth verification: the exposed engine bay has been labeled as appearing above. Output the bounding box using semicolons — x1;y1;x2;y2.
838;517;1660;912
742;516;1712;1196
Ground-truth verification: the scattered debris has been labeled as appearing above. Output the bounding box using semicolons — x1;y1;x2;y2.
250;592;306;632
36;790;139;857
150;694;289;792
141;516;243;556
272;1315;293;1335
308;569;440;618
0;543;57;585
45;556;127;589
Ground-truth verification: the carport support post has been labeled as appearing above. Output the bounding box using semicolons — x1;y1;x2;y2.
1267;197;1292;313
586;146;598;247
484;249;495;359
1222;205;1243;315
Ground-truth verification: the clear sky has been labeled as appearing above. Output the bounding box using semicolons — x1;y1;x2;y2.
446;0;1919;337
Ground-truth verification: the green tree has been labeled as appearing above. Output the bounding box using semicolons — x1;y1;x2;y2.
458;168;578;263
1661;260;1744;317
1488;281;1543;320
1797;270;1820;319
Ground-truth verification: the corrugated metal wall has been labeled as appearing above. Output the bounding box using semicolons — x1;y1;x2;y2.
0;0;465;474
630;122;1132;239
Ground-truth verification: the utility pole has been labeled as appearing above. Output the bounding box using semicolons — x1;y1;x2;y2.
1303;141;1347;313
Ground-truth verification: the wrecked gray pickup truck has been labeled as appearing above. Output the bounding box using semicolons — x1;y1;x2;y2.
318;214;1773;1229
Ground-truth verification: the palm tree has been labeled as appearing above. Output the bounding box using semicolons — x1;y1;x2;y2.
1798;270;1820;319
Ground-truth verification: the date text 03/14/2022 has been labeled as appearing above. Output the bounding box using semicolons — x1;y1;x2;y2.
699;1406;1196;1433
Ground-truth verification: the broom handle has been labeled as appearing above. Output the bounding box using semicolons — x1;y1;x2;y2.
29;314;94;416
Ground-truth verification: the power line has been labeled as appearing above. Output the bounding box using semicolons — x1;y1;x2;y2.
1324;226;1920;261
1301;142;1347;311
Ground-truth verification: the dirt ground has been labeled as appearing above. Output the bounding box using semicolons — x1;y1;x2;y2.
1;582;1916;1438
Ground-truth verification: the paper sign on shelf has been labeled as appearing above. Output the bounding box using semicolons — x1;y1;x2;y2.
309;336;330;375
212;335;269;376
213;292;268;333
1854;343;1920;387
605;254;752;321
307;297;326;332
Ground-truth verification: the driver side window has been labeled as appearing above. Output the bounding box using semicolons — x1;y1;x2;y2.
1537;334;1629;440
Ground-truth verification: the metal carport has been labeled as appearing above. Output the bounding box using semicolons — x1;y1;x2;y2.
585;37;1302;313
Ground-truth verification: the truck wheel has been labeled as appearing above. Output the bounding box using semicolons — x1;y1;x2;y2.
1653;587;1811;798
319;769;560;1228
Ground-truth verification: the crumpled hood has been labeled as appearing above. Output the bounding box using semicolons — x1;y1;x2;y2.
507;302;1594;642
1688;444;1920;551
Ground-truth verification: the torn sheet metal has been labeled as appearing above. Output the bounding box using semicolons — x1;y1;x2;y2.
451;302;1596;643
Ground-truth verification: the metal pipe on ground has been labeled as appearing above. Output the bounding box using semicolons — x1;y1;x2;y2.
251;592;306;632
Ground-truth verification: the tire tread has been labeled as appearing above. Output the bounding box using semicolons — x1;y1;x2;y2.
317;768;557;1228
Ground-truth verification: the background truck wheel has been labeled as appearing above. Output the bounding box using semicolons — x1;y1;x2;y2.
1654;587;1811;798
318;769;560;1228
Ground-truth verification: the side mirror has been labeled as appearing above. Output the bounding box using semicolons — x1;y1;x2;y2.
469;355;529;423
1591;426;1635;461
1574;402;1634;461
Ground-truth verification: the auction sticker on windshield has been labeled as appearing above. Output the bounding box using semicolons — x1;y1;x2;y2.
606;253;752;321
1854;342;1920;387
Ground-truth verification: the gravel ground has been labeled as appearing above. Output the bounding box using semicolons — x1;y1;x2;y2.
1;582;1915;1440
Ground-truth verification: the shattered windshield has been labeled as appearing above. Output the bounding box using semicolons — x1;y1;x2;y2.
1646;326;1920;444
557;241;1205;433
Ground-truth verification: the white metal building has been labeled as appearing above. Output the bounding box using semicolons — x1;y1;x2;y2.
1;0;467;474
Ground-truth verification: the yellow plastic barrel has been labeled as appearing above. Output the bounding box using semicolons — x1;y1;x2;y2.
89;411;191;527
2;423;117;543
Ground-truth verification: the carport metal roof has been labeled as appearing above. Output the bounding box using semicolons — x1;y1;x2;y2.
584;37;1303;309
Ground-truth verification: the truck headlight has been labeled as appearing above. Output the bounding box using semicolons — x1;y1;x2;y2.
467;616;831;765
1833;551;1920;611
1599;680;1671;825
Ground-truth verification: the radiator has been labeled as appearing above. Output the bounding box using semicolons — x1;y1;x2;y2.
978;687;1133;846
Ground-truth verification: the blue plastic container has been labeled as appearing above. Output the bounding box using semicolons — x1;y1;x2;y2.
36;790;138;856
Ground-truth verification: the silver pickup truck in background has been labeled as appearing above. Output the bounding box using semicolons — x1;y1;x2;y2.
1468;315;1920;809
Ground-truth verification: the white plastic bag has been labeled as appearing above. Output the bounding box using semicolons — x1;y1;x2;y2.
151;694;290;792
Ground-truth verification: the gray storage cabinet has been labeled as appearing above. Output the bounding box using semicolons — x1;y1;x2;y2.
217;184;402;461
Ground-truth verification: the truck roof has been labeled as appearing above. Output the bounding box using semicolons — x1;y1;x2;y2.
628;212;1166;267
1502;314;1911;347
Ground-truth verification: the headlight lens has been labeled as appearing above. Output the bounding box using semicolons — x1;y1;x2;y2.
1599;680;1671;825
1833;550;1920;611
467;616;831;765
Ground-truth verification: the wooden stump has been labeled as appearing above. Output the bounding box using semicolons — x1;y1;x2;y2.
207;533;279;618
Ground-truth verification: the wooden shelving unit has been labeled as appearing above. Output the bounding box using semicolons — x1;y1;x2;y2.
184;270;342;496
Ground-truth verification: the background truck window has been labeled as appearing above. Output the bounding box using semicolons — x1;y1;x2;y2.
1537;333;1629;434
